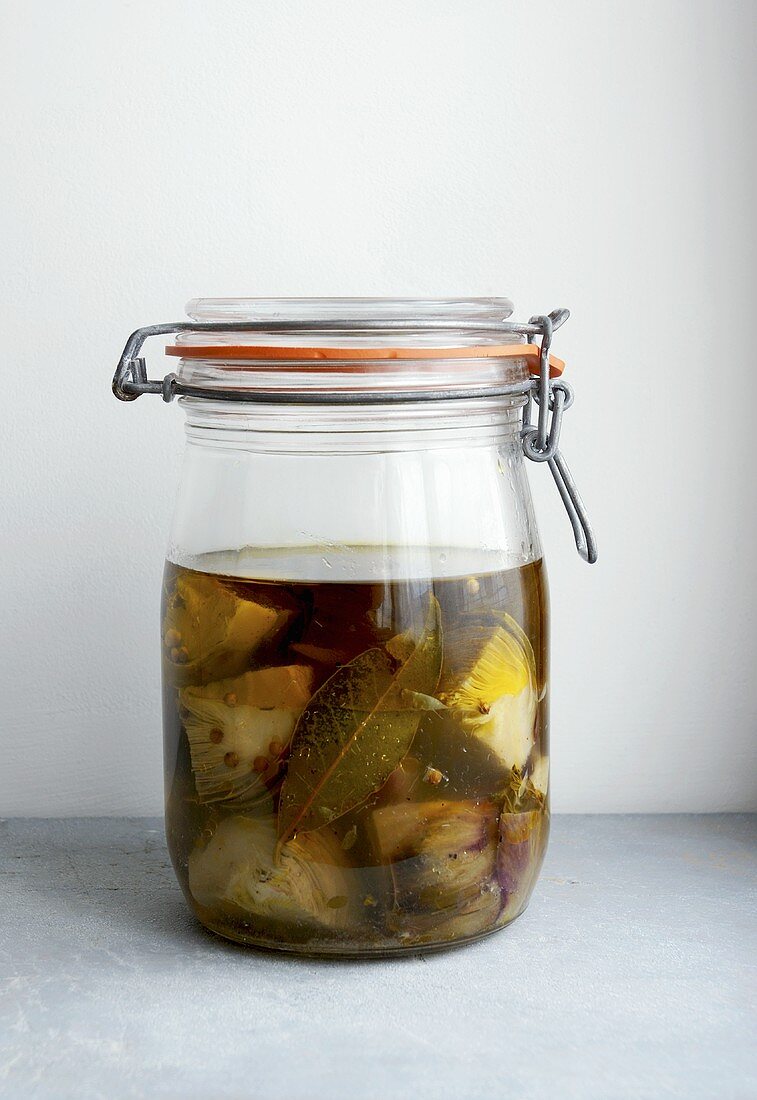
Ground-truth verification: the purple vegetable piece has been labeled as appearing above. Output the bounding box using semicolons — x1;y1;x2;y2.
497;810;549;917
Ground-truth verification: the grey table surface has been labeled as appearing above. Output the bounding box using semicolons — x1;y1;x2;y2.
0;816;754;1100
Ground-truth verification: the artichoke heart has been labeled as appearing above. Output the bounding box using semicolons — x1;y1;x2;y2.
163;571;295;686
188;815;355;929
371;799;501;941
181;665;313;804
443;612;538;771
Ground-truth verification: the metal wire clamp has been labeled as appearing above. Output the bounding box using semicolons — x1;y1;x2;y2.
112;309;597;563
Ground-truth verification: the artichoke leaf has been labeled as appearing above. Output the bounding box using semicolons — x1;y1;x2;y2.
278;596;443;845
498;765;546;814
180;665;313;805
441;611;538;771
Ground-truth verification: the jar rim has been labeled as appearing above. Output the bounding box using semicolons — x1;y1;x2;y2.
175;297;521;354
185;296;515;325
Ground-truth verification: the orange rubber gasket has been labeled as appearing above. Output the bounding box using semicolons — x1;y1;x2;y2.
166;342;565;377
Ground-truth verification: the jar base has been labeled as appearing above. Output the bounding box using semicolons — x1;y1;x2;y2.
192;904;530;959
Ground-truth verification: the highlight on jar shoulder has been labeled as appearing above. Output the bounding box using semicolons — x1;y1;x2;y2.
114;297;595;956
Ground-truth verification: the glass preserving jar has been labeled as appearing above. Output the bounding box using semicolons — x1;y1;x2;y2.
113;297;596;957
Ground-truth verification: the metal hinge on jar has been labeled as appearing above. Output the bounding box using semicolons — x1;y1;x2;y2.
112;308;597;563
519;311;597;564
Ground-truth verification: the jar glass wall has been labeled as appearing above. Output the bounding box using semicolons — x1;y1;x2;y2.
161;363;550;955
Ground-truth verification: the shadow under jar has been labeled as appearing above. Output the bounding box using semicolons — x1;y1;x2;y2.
115;297;595;957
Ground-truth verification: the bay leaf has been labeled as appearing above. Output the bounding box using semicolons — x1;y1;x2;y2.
277;596;442;845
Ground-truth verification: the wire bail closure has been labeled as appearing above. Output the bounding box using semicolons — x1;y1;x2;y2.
521;312;597;564
112;309;597;563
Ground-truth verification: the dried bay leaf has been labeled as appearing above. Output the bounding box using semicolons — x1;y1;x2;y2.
277;596;442;846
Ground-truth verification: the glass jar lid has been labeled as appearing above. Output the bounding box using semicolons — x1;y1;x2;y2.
181;297;517;347
164;298;563;396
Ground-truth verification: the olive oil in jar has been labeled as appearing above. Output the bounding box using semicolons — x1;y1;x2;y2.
162;550;549;956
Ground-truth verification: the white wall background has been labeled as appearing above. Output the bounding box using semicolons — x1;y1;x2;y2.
1;0;755;815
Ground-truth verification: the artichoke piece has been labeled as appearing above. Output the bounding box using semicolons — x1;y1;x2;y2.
529;753;549;798
287;642;355;693
188;814;356;929
371;799;501;942
497;809;549;921
441;612;538;772
180;665;313;805
163;571;296;687
499;765;546;815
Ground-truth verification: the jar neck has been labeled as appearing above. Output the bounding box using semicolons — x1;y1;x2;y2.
180;396;525;454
